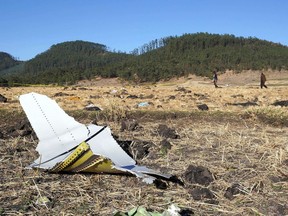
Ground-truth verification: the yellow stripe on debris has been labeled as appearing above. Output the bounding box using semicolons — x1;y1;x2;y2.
51;142;90;172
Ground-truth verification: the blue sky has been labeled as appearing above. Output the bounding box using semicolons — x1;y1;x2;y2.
1;0;287;60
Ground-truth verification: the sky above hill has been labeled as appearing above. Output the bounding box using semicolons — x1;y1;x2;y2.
1;0;287;61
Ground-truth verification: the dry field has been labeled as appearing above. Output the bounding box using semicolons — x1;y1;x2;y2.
0;71;288;215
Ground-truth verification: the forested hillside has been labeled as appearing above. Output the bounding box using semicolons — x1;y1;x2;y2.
120;33;288;82
0;52;21;71
0;52;23;86
1;33;288;85
19;41;130;84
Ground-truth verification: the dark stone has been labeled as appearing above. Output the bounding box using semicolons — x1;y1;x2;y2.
127;95;138;99
91;119;98;125
53;92;71;97
116;140;134;158
0;94;7;102
117;139;152;160
169;175;184;186
158;124;179;139
0;131;3;139
179;209;194;216
197;104;209;111
224;183;243;200
19;129;32;137
168;95;176;100
190;187;214;200
130;140;153;160
120;119;139;132
16;120;31;130
272;100;288;107
78;87;89;90
184;165;214;186
153;179;168;189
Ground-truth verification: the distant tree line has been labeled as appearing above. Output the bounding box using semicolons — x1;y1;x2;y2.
1;33;288;85
130;38;168;55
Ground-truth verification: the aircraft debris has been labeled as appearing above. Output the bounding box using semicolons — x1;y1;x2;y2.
19;92;172;184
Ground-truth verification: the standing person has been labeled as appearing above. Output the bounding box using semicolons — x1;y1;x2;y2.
212;71;218;88
260;72;268;89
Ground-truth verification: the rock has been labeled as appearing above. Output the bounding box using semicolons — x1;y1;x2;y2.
153;179;168;190
157;124;179;139
190;187;214;200
272;100;288;107
224;183;244;200
19;129;32;137
53;92;71;97
197;104;209;111
179;209;194;216
184;165;214;186
130;140;153;160
168;95;176;100
117;139;153;160
0;94;7;102
127;95;138;99
120;119;139;132
116;140;134;158
78;87;89;90
2;120;34;138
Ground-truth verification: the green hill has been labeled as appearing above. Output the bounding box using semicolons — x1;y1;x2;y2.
20;40;131;84
1;33;288;85
0;52;22;86
0;52;22;71
119;33;288;82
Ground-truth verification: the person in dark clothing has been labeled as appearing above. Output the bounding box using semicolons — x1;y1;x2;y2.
260;72;267;89
212;71;218;88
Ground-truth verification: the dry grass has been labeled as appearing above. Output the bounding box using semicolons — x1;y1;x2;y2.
0;72;288;215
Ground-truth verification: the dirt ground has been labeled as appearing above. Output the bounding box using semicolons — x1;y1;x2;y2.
0;70;288;215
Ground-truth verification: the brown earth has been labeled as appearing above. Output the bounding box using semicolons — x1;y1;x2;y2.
0;71;287;215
